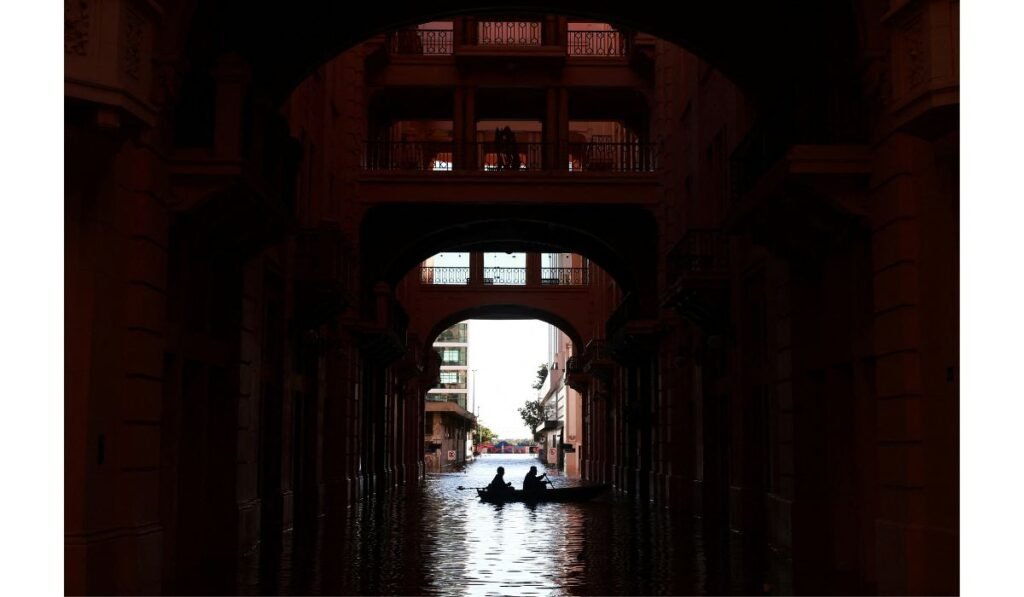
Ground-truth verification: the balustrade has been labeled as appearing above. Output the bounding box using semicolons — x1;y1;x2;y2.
567;30;629;56
540;267;590;285
364;141;655;172
387;29;453;55
420;266;470;285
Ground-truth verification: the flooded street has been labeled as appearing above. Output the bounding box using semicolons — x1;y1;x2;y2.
257;454;733;595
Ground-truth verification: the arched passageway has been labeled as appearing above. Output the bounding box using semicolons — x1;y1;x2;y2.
66;1;958;594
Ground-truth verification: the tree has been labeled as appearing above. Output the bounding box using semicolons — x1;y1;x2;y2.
475;423;496;444
531;364;548;390
518;399;546;441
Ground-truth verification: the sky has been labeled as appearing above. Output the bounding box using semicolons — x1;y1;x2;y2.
466;319;550;439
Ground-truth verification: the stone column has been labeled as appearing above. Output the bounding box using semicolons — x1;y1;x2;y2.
453;87;465;170
526;252;542;286
66;133;169;595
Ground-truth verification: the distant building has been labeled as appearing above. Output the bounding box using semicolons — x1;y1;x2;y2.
424;322;476;471
538;314;583;476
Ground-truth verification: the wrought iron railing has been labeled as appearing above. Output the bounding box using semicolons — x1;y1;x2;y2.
476;141;544;170
363;141;454;171
665;229;730;282
540;267;590;285
478;21;542;46
363;141;656;172
581;339;613;372
483;266;527;285
606;292;640;339
387;29;454;55
420;266;470;285
567;30;629;56
569;142;657;172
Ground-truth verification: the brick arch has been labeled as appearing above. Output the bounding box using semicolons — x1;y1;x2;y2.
418;303;587;356
361;202;659;316
173;1;861;105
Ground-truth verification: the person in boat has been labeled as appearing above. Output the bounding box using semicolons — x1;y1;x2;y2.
522;465;548;493
487;466;513;492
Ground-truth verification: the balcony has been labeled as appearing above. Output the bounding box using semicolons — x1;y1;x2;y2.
662;229;732;334
364;141;656;173
363;141;454;171
420;267;470;285
345;295;410;364
665;229;730;285
606;294;660;363
567;30;630;57
427;394;468;409
387;29;454;56
541;267;590;286
418;265;590;288
382;21;634;62
483;267;527;286
359;140;660;205
293;227;355;328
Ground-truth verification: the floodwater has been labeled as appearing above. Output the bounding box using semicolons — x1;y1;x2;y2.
257;454;733;595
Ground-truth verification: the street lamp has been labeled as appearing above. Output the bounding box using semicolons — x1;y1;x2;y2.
472;368;478;415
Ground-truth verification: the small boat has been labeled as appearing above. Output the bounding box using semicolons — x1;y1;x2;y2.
476;483;610;503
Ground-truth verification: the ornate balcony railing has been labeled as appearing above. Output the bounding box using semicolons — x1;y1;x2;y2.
476;141;545;170
540;267;590;285
387;29;454;55
364;141;656;172
420;266;470;285
483;266;527;285
665;229;730;282
606;293;640;339
478;21;542;46
363;141;454;171
567;30;629;56
569;142;657;172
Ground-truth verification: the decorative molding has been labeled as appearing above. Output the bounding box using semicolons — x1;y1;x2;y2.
124;9;145;80
64;0;90;56
902;11;927;88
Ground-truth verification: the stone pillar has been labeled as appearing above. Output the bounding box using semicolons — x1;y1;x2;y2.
66;134;169;595
526;252;542;286
469;252;484;285
453;87;466;170
545;88;558;170
464;87;477;169
869;132;958;595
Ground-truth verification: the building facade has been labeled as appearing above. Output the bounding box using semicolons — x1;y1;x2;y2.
537;318;585;477
424;321;476;471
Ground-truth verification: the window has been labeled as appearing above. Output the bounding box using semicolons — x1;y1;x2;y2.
439;347;466;365
439;371;459;384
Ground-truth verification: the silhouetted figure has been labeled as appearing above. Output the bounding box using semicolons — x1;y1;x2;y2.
503;126;521;170
488;466;513;492
522;465;548;492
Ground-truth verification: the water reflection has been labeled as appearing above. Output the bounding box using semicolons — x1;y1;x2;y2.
274;454;715;595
